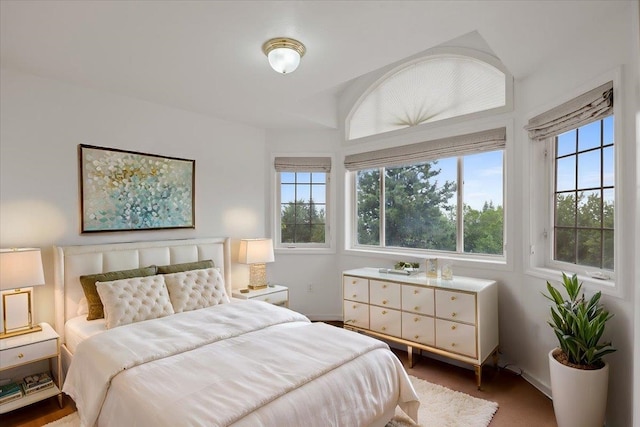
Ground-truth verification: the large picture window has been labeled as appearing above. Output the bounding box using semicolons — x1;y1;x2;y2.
347;128;506;257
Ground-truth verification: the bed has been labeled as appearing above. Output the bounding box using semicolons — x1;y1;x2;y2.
53;238;419;427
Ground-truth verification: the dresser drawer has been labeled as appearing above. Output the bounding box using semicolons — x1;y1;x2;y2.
370;305;401;337
343;276;369;303
401;312;435;346
435;289;476;324
254;290;288;305
435;319;477;358
370;280;401;309
401;285;434;315
0;339;57;370
344;301;369;329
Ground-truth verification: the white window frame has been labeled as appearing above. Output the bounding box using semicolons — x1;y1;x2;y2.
525;71;622;296
344;119;514;272
272;154;335;254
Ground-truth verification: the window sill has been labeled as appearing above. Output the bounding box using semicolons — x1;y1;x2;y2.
525;266;620;298
275;247;335;255
344;247;510;271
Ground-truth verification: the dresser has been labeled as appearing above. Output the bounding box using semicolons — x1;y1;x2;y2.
343;268;499;388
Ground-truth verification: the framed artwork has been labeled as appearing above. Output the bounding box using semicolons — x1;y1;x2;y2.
79;144;195;233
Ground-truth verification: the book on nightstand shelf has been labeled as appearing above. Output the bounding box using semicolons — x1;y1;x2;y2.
22;371;54;395
0;381;23;405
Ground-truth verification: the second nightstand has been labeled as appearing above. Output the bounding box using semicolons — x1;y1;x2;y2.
0;322;62;414
232;284;289;307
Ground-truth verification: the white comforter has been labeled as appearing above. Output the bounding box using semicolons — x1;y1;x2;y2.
64;301;419;427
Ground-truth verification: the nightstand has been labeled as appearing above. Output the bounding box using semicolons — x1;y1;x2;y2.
0;322;62;414
232;284;289;307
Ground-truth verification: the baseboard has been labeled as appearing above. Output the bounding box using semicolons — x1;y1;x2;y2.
522;371;551;399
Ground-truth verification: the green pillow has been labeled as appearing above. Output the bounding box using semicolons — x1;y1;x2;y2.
157;259;214;274
80;266;157;320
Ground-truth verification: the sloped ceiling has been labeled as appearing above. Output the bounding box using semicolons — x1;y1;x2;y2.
0;1;628;130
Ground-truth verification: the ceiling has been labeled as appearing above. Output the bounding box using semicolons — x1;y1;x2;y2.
0;1;628;131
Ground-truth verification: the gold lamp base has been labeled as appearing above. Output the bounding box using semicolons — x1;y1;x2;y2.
248;263;268;290
0;324;42;339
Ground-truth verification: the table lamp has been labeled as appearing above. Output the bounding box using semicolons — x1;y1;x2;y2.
0;248;45;338
238;239;274;290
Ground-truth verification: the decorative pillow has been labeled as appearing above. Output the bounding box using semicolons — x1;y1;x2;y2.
96;275;174;329
156;259;214;274
80;266;157;321
163;268;229;313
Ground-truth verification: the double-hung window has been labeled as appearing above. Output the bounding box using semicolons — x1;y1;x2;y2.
526;81;614;279
345;128;506;257
274;157;331;249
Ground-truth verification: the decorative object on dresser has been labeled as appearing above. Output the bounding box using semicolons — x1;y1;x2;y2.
343;267;499;389
238;238;275;290
544;273;615;427
0;248;45;338
79;144;195;233
232;284;289;307
425;258;438;278
0;322;62;414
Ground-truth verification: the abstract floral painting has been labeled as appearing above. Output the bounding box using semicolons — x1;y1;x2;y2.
79;145;195;232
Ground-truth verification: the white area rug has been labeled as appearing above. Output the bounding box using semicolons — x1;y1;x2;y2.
43;375;498;427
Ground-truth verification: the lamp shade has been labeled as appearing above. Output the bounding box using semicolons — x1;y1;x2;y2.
238;239;275;264
0;248;45;290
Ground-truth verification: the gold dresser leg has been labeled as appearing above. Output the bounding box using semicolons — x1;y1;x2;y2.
474;365;482;390
407;345;414;368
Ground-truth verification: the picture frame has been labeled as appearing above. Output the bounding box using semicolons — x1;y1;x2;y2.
79;144;195;233
425;258;438;278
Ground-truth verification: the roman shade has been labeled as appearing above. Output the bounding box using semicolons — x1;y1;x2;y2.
274;157;332;172
525;81;613;141
344;127;506;171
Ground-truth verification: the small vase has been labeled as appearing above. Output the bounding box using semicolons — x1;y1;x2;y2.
548;349;609;427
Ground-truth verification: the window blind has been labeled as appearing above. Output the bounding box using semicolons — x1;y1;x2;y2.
274;157;331;172
525;81;613;141
344;127;506;171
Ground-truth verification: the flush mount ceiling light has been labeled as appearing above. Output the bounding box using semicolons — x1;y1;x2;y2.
262;37;306;74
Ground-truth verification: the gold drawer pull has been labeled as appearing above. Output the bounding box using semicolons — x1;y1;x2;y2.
382;284;387;289
451;312;457;317
414;289;419;294
381;326;386;331
382;300;388;305
451;325;456;330
352;294;357;298
414;306;420;311
450;296;457;301
451;343;456;347
414;335;419;340
352;305;357;309
18;353;24;359
414;317;419;322
352;280;357;284
264;298;270;302
382;310;387;315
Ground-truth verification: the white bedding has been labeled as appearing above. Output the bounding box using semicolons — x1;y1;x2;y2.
64;301;419;427
64;316;106;354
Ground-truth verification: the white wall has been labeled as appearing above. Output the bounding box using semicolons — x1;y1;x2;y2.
0;68;268;327
266;4;639;426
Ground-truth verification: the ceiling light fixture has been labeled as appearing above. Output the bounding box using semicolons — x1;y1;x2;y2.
262;37;306;74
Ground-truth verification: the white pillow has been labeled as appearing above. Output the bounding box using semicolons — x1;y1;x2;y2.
163;268;229;313
96;275;174;329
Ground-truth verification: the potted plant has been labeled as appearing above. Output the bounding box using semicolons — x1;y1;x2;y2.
544;273;616;427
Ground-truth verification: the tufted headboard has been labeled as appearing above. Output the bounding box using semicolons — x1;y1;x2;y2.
53;237;231;343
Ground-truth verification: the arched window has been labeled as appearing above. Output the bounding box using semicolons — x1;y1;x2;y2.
347;54;507;140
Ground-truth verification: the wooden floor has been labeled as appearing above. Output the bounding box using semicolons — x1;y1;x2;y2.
0;350;556;427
